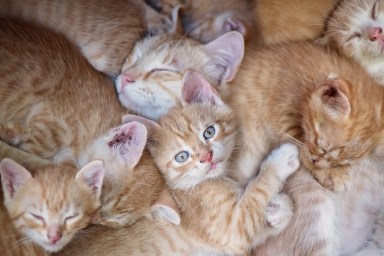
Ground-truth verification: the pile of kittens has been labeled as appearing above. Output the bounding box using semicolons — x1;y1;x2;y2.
0;0;384;255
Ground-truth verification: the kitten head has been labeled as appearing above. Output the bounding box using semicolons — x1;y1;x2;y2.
124;70;237;190
301;75;373;171
0;159;104;252
115;31;244;120
319;0;384;62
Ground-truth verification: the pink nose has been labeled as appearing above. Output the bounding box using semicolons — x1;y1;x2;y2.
121;72;135;88
368;26;383;41
200;151;213;163
47;230;62;244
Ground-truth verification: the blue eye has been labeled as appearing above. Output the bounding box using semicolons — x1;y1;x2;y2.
175;151;189;163
203;126;216;139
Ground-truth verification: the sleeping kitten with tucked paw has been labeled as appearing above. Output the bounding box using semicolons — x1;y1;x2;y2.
319;0;384;84
0;158;105;253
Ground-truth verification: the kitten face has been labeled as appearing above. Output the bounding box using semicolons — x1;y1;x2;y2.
0;160;104;252
324;0;384;60
115;32;244;120
150;102;236;189
301;78;372;170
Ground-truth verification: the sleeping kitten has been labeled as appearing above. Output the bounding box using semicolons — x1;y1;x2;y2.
0;18;168;228
122;70;299;255
0;0;177;76
145;0;254;43
318;0;384;85
0;158;105;253
254;0;338;45
57;70;300;256
115;31;244;120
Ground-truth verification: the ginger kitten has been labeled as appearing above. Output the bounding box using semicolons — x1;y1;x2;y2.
0;158;105;253
57;70;300;256
0;0;177;77
319;0;384;85
0;19;167;228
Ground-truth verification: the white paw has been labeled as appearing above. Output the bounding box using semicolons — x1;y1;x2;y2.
266;193;293;230
267;143;300;181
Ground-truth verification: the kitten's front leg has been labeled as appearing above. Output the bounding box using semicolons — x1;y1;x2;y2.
266;193;294;231
312;166;351;192
0;122;24;145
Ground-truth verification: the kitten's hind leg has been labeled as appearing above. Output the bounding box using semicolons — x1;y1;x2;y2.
266;193;294;232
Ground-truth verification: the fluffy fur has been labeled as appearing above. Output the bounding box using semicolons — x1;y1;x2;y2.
0;0;177;76
0;159;105;252
319;0;384;85
0;19;166;228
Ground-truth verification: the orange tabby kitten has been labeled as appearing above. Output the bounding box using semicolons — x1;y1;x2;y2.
0;158;105;253
0;18;169;228
254;0;338;45
318;0;384;85
146;0;254;43
222;41;384;191
57;70;299;256
0;0;177;76
123;70;299;255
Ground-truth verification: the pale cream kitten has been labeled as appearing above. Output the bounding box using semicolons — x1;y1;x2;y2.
319;0;384;85
0;18;171;228
0;0;178;77
57;70;300;256
0;158;105;253
122;70;299;255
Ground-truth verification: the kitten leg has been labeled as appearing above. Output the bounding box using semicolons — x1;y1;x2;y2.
266;193;294;232
312;166;351;192
0;122;24;145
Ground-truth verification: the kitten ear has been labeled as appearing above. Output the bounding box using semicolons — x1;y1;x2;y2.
0;158;32;200
170;4;184;34
151;190;180;225
317;78;351;120
182;69;224;106
76;160;105;199
203;31;244;83
121;115;160;133
107;122;148;169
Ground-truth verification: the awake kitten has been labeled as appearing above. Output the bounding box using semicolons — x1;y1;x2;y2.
123;70;299;255
0;158;105;253
0;0;177;76
319;0;384;84
0;18;168;228
115;31;244;120
145;0;254;43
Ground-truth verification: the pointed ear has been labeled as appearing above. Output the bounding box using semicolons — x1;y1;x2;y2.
76;160;105;199
203;31;244;83
0;158;32;200
317;78;351;120
151;190;180;225
182;69;224;106
121;115;160;133
107;122;148;169
170;5;184;34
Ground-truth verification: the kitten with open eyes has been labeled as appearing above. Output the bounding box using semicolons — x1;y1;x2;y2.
318;0;384;85
57;70;299;256
0;158;105;253
0;18;171;228
0;0;177;77
145;0;254;43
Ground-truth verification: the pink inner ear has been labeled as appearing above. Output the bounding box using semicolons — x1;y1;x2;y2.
108;122;148;168
0;158;32;198
182;70;224;106
320;81;351;118
77;160;105;198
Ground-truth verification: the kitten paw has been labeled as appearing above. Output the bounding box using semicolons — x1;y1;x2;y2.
313;167;351;192
0;122;24;145
266;193;293;230
267;143;300;181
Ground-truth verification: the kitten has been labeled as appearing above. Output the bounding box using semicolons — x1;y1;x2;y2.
145;0;254;43
123;70;299;255
115;31;245;120
318;0;384;85
0;19;168;228
0;0;177;77
57;70;300;256
254;0;338;45
221;40;384;191
0;158;105;253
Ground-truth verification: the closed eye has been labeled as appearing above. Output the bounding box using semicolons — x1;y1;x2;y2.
372;0;379;20
149;68;180;74
347;32;362;41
